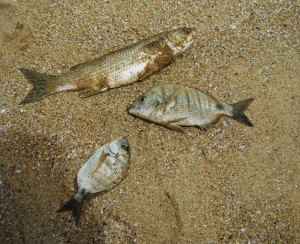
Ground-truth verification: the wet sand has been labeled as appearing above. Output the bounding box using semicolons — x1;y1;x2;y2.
0;1;299;243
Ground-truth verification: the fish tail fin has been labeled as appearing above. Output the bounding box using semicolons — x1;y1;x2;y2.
57;191;85;226
19;68;56;104
229;98;254;127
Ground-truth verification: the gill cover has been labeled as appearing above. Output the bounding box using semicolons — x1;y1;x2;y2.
129;92;160;118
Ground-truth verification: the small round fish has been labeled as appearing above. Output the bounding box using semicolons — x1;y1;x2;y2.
128;84;254;134
57;137;130;226
20;27;197;104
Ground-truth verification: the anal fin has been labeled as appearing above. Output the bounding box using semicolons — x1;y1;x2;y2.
165;123;190;135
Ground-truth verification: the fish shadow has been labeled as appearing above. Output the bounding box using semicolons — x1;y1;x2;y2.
0;130;68;242
1;130;106;242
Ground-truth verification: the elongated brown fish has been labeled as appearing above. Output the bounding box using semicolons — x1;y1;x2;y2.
57;137;130;226
128;84;254;134
20;27;196;104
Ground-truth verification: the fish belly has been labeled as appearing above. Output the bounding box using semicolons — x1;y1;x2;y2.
106;57;152;88
88;162;123;194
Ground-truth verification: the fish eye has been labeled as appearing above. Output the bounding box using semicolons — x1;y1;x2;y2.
121;144;128;150
140;96;146;102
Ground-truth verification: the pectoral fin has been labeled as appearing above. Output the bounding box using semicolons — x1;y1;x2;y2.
167;117;189;123
164;117;190;135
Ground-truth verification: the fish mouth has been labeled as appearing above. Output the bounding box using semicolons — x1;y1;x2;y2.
179;27;197;39
128;104;133;111
128;104;137;115
167;27;197;53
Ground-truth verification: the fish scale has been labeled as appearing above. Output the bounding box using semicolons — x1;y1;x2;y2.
20;27;196;104
57;137;130;226
129;84;254;134
163;86;209;117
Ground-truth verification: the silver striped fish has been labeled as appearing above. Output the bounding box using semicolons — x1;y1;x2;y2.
57;137;130;226
128;84;254;134
20;27;196;104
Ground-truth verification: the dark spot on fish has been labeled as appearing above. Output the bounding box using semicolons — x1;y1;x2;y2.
91;153;109;175
76;75;109;91
95;75;110;90
138;43;176;80
155;43;176;68
196;92;202;112
216;104;224;110
185;90;191;108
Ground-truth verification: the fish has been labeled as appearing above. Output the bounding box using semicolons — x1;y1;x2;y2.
128;84;254;134
57;137;130;226
20;27;197;104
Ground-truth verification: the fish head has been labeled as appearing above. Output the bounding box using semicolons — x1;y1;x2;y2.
165;27;197;54
109;137;130;165
109;137;129;154
128;89;160;119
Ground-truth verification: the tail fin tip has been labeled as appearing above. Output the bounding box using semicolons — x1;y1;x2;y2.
230;98;254;127
57;197;83;226
19;68;55;104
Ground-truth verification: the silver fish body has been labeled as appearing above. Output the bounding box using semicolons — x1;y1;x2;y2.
128;84;254;134
77;137;130;194
20;27;197;104
58;137;130;225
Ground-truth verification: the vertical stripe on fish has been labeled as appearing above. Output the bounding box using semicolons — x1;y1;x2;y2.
128;84;254;134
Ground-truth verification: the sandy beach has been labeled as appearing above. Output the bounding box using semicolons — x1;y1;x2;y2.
0;0;299;243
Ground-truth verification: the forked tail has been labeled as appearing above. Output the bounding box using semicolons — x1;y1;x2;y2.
19;68;57;104
229;98;254;126
57;190;86;226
